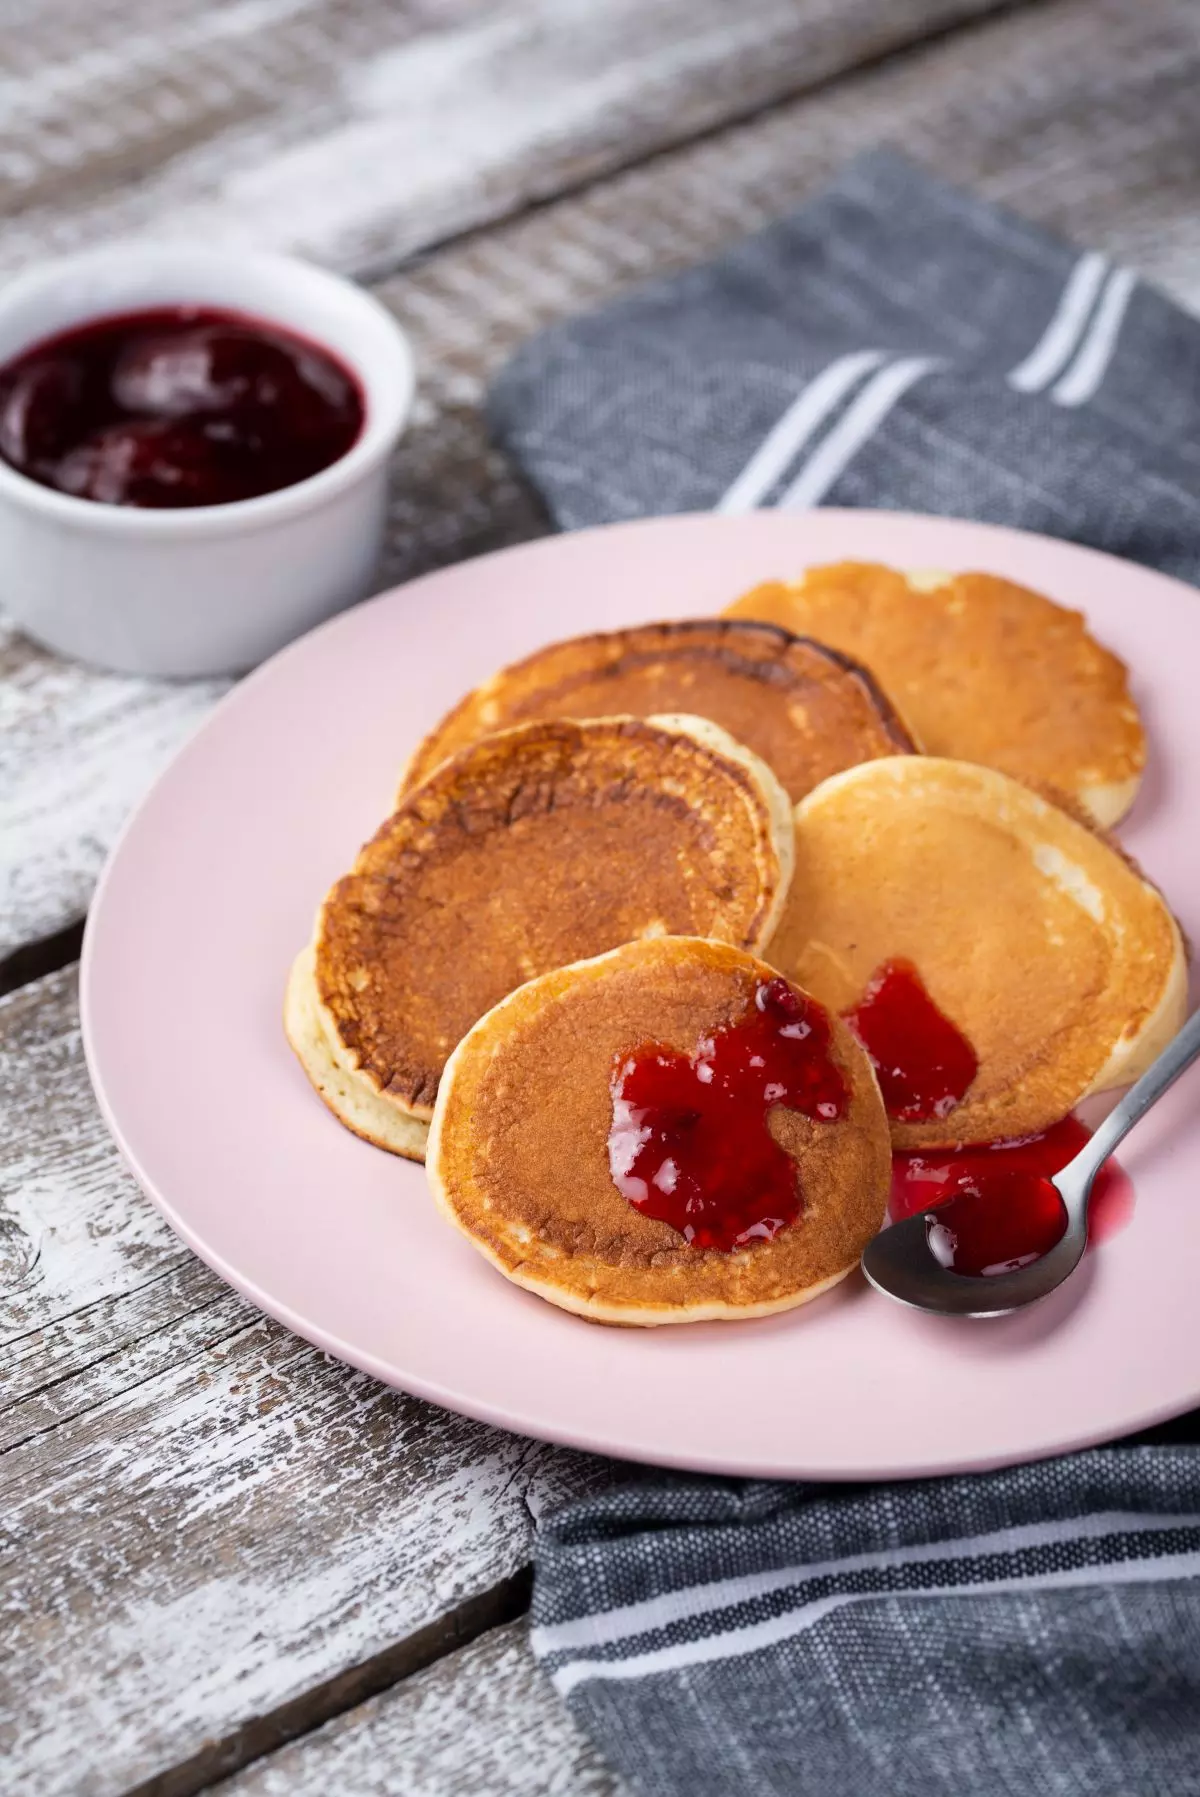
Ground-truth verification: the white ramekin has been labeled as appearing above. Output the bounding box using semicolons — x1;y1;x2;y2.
0;246;415;677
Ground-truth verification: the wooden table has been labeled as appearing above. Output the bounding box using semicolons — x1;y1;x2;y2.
3;3;1199;1791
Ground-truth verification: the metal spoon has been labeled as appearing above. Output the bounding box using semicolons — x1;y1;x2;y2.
861;1005;1200;1317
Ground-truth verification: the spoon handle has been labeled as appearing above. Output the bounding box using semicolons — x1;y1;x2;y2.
1069;1003;1200;1192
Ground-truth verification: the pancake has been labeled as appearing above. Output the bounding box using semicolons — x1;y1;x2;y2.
724;563;1145;826
771;756;1186;1149
427;936;892;1324
287;713;794;1161
285;942;431;1159
399;618;914;804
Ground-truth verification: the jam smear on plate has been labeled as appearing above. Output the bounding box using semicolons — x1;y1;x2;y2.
845;957;978;1122
890;1115;1134;1276
608;978;848;1252
0;306;363;507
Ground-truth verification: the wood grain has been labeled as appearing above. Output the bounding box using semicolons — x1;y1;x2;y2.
0;968;609;1797
0;965;185;1353
3;0;1199;964
0;625;226;968
0;0;1020;280
223;1620;621;1797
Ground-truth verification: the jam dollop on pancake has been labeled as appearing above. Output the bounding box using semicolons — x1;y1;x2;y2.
609;976;849;1251
399;617;914;804
844;958;979;1123
772;756;1186;1149
428;937;891;1325
725;563;1145;826
287;714;794;1161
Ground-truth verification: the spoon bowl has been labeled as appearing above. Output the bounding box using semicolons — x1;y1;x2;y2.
861;1005;1200;1316
861;1200;1086;1317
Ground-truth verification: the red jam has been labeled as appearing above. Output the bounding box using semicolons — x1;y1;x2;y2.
608;978;848;1251
0;306;363;507
845;958;978;1122
923;1171;1068;1276
890;1115;1134;1276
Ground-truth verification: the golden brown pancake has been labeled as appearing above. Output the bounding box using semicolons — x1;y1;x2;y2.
399;618;914;804
287;714;794;1161
724;563;1145;826
285;943;431;1159
772;756;1186;1149
427;937;892;1325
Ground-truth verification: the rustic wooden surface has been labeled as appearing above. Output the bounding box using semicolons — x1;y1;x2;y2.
0;0;1019;281
223;1621;621;1797
0;967;609;1797
3;0;1200;1792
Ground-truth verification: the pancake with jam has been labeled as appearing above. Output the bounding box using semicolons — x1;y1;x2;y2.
771;756;1186;1149
399;618;914;804
427;936;891;1324
724;563;1145;826
286;714;794;1162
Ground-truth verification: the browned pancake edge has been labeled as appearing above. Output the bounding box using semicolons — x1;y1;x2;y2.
399;617;915;805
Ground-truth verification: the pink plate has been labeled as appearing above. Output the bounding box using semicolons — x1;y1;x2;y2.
82;511;1200;1479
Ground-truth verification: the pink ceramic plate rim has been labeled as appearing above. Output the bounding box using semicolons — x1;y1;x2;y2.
81;510;1200;1480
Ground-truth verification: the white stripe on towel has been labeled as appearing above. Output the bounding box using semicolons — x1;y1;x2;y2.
715;349;885;513
1051;266;1137;407
550;1547;1200;1695
1008;251;1110;392
533;1510;1200;1657
775;355;940;510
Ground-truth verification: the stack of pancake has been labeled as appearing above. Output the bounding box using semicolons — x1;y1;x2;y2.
287;563;1185;1326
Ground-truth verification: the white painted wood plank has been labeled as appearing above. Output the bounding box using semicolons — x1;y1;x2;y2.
224;1619;622;1797
0;0;1015;280
2;0;1198;964
2;1332;602;1797
0;630;226;969
0;965;189;1347
0;968;610;1797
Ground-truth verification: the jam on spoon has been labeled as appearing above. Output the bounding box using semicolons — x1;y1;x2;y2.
924;1170;1068;1276
890;1116;1131;1236
845;961;1124;1276
0;306;363;507
608;977;848;1252
863;1005;1200;1314
844;957;978;1122
890;1116;1133;1277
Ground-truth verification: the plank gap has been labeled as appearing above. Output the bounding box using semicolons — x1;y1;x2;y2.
0;1252;198;1358
123;1568;535;1797
0;916;85;998
0;1294;247;1452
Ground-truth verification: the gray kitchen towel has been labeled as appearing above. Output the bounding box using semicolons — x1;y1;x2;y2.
488;150;1200;583
497;152;1200;1795
532;1448;1200;1797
